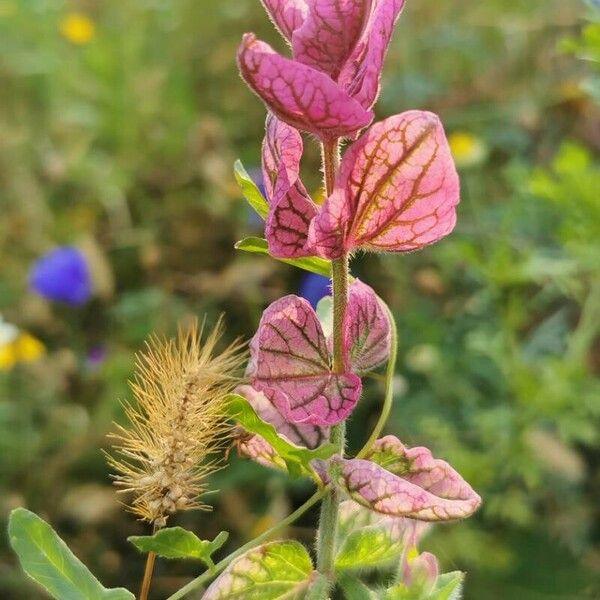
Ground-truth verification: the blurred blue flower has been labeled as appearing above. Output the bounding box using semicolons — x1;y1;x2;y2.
298;273;331;308
30;247;92;306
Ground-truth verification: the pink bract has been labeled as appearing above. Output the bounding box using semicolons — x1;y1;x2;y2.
262;115;318;258
247;281;391;427
260;0;406;111
310;110;460;259
238;34;373;141
248;295;362;426
345;280;391;373
332;436;481;521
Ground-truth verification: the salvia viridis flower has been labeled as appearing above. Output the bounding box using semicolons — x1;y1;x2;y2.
239;0;406;141
107;318;246;527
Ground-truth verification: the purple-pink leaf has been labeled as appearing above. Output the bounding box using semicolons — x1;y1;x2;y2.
238;385;329;450
237;432;288;472
345;280;391;373
338;0;406;110
266;185;319;258
260;0;308;42
332;438;481;521
238;34;373;141
261;115;318;258
248;296;362;426
310;111;460;259
292;0;367;80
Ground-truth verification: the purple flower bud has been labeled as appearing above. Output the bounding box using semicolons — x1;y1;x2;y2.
30;247;92;306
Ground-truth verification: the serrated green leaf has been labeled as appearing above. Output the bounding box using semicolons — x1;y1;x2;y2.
234;160;269;220
128;528;228;568
336;526;404;571
429;572;464;600
235;237;332;278
8;508;135;600
203;540;314;600
227;394;336;478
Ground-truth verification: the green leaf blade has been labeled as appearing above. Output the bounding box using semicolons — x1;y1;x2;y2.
335;526;405;572
227;394;336;478
234;160;269;220
203;540;314;600
128;527;228;567
235;237;332;278
8;508;135;600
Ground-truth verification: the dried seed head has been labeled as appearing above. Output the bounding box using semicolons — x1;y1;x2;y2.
107;317;245;526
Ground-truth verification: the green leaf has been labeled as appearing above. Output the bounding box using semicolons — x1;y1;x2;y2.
316;296;333;338
227;394;336;478
338;574;377;600
203;540;314;600
335;526;405;571
429;572;464;600
235;236;332;278
8;508;135;600
128;528;228;568
335;501;405;574
234;160;269;220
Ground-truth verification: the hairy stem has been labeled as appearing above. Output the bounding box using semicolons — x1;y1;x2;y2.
357;304;398;458
166;490;324;600
314;140;347;594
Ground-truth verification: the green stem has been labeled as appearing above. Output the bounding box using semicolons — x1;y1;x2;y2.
165;490;324;600
313;140;347;595
357;304;398;458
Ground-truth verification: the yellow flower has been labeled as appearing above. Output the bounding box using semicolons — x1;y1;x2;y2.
16;333;46;363
448;131;487;168
60;13;95;45
0;345;16;371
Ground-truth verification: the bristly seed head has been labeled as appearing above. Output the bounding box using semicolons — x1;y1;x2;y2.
107;317;246;527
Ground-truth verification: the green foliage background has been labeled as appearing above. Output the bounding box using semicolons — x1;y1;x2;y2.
1;0;599;598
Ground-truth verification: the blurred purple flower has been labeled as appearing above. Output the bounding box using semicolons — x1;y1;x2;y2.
298;273;330;308
30;247;92;306
86;344;107;371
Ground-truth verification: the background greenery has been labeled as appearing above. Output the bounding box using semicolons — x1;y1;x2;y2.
1;0;599;598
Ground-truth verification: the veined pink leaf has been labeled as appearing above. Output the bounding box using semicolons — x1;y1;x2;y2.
248;296;362;426
262;114;305;203
332;439;481;520
338;0;406;109
238;385;329;450
367;435;478;503
261;115;318;258
238;34;373;141
345;280;391;373
260;0;308;42
238;433;288;472
266;185;319;258
292;0;367;80
310;111;460;259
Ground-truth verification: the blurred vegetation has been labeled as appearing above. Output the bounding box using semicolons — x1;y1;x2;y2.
1;0;599;598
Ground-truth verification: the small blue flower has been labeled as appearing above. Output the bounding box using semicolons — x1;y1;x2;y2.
298;273;331;308
30;246;92;306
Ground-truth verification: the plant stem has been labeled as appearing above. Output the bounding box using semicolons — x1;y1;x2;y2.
166;490;324;600
313;140;347;595
357;304;398;458
139;523;160;600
